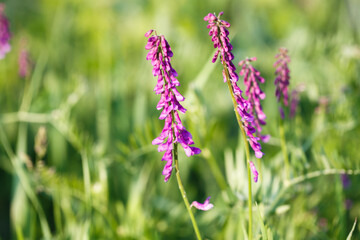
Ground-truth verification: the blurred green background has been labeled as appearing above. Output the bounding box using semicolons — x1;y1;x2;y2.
0;0;359;239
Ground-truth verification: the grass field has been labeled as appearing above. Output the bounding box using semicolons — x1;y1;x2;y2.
0;0;359;239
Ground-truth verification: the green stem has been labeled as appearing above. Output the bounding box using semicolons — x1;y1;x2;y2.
81;150;92;212
173;142;202;240
0;124;51;239
222;60;253;239
81;150;92;238
279;117;290;180
1;112;51;124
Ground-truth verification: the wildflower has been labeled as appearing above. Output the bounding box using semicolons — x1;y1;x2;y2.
239;57;269;142
145;30;201;182
190;196;214;211
18;46;31;78
249;161;258;182
341;174;351;189
0;3;10;59
274;47;290;118
204;12;263;158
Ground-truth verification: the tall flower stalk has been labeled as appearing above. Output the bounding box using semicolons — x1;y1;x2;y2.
274;47;291;179
239;57;269;143
145;29;212;240
204;12;263;239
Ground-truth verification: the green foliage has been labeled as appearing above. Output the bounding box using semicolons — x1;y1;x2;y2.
0;0;359;239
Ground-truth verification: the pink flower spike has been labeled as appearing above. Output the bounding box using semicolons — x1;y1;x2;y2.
239;57;269;143
249;161;259;182
274;47;291;116
204;12;264;159
146;30;201;182
190;197;214;211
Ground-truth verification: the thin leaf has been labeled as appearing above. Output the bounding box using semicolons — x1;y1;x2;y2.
346;218;357;240
255;202;268;240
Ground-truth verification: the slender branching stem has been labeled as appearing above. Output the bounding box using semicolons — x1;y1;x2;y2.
222;60;253;239
279;117;290;180
173;142;202;240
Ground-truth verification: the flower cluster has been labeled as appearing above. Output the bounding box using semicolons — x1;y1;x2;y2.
0;3;11;59
145;29;201;182
274;47;290;118
204;12;263;159
239;57;269;143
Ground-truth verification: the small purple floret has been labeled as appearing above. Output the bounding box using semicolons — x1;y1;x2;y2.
341;174;351;189
190;196;214;211
145;30;201;182
249;161;259;182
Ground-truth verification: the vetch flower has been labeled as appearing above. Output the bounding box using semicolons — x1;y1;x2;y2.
0;3;11;59
145;30;201;182
274;47;290;118
341;174;351;189
190;196;214;211
18;46;31;78
204;12;263;158
239;57;269;142
249;161;258;182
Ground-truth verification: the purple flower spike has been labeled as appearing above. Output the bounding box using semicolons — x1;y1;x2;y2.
18;46;31;78
239;57;269;142
0;4;11;59
204;12;263;158
249;161;259;182
145;30;201;182
190;196;214;211
274;47;290;117
289;89;299;119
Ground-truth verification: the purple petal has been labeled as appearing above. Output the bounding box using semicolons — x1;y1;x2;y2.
260;134;270;143
145;29;154;37
249;161;259;182
162;158;173;182
190;196;214;211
